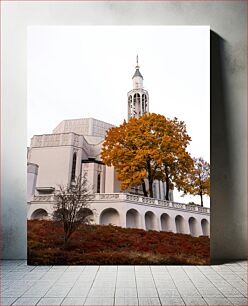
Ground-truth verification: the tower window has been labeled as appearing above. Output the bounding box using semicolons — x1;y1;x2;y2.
97;173;101;193
142;94;147;113
134;93;140;107
71;152;77;182
142;94;145;112
128;95;132;105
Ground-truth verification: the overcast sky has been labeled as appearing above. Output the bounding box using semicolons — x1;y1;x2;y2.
28;26;210;206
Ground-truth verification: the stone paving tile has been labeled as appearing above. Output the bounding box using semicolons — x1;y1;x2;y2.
116;279;136;287
95;271;117;276
83;266;99;272
84;297;114;305
1;260;247;306
154;281;177;289
138;297;161;305
31;266;52;272
61;297;86;305
0;297;18;306
197;288;224;298
137;287;158;298
91;280;116;288
99;266;117;271
21;272;46;280
116;274;136;279
176;289;201;298
217;286;245;297
37;297;64;305
157;288;181;297
160;297;185;305
67;285;92;297
2;288;30;298
3;272;29;280
203;297;233;305
12;297;41;305
44;285;73;297
136;279;156;287
77;277;96;284
114;287;137;298
227;297;248;305
49;266;68;272
115;297;139;305
66;266;85;272
117;265;134;271
182;297;207;305
88;287;115;298
22;282;55;297
152;274;171;280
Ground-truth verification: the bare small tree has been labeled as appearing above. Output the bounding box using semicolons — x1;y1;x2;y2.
182;157;210;206
53;173;94;248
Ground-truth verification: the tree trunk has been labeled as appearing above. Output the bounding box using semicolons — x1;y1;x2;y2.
200;191;203;206
142;180;148;197
63;234;68;249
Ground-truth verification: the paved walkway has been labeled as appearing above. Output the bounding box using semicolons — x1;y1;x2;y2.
1;260;247;305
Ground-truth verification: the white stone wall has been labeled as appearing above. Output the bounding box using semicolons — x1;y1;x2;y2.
28;193;210;237
28;146;73;188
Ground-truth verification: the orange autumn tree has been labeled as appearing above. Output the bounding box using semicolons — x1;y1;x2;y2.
182;157;210;206
101;113;193;199
160;118;193;200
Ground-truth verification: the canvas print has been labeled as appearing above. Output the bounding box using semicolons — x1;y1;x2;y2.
27;26;210;265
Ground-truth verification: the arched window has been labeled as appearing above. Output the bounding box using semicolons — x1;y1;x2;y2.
134;93;137;106
134;93;140;105
128;95;132;106
97;173;101;193
142;94;145;112
71;153;77;182
128;96;132;118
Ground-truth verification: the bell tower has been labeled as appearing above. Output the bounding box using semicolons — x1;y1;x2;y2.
127;56;149;120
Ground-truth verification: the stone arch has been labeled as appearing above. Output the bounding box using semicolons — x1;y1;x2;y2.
126;209;140;228
142;94;147;113
175;215;186;234
100;208;120;226
189;217;198;236
31;208;49;220
201;219;210;236
78;207;94;224
145;211;156;230
161;213;171;232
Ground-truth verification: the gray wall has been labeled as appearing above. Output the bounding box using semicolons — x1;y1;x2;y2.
2;1;246;261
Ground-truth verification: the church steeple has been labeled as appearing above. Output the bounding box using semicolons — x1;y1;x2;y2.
132;55;143;80
127;56;149;120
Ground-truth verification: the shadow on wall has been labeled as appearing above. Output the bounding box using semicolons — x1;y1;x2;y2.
210;31;246;263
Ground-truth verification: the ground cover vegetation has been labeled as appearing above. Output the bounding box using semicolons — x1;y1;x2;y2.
28;220;210;265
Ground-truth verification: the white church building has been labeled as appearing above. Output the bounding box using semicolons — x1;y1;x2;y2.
27;58;210;237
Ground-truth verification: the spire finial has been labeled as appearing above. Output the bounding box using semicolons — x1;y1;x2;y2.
136;54;139;69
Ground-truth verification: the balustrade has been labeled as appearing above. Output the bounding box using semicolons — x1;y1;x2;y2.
32;192;209;214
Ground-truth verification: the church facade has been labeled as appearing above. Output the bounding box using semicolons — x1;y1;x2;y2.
27;59;210;237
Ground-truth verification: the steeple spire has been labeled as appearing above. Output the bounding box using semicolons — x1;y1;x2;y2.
132;55;143;80
127;56;149;120
136;54;139;68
